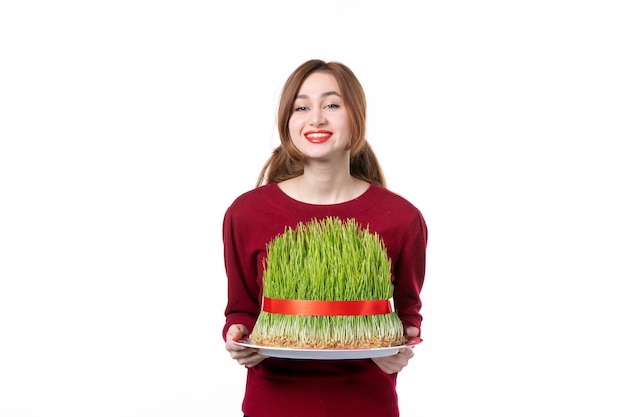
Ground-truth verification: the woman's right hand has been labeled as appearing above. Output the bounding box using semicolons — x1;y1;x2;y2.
225;324;266;368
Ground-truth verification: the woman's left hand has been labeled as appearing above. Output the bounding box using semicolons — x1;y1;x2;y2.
371;326;419;374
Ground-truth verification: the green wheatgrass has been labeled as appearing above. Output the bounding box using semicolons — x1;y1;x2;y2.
251;217;405;349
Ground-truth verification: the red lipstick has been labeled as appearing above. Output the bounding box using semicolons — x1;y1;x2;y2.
304;130;332;143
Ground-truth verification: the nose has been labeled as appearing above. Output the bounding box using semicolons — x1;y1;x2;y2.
309;108;326;126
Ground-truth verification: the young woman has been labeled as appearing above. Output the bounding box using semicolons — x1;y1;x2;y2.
222;59;428;417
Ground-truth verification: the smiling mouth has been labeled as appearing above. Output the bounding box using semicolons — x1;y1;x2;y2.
305;132;332;143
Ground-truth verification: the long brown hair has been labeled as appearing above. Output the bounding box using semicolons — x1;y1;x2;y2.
256;59;386;187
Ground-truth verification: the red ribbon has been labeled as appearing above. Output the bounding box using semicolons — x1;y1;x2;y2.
262;296;392;316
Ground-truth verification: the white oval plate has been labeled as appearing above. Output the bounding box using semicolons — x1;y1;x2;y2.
233;338;422;360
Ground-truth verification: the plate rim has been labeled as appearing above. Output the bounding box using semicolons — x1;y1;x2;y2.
232;337;422;359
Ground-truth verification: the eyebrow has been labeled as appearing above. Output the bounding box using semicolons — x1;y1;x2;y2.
295;91;342;100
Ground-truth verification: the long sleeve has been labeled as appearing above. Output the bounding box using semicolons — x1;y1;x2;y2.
392;208;428;331
222;205;260;340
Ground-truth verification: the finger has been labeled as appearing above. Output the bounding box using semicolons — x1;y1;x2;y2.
225;339;247;353
229;345;260;359
239;352;266;367
226;324;249;343
399;347;414;359
405;326;419;338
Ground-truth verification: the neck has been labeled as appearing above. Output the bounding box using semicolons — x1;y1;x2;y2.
296;169;361;204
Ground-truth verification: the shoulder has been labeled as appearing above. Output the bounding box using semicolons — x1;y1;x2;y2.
365;185;427;235
229;183;276;206
225;183;285;220
368;184;423;215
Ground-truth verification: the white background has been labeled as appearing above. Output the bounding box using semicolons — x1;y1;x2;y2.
1;1;625;416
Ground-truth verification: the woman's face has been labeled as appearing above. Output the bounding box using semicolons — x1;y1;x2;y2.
288;72;352;161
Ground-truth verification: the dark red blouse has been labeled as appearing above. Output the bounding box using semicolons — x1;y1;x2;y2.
222;183;427;417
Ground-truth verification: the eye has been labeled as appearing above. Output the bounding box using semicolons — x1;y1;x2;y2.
324;103;340;109
293;106;308;112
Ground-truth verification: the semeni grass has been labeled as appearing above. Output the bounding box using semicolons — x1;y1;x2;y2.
251;216;405;349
